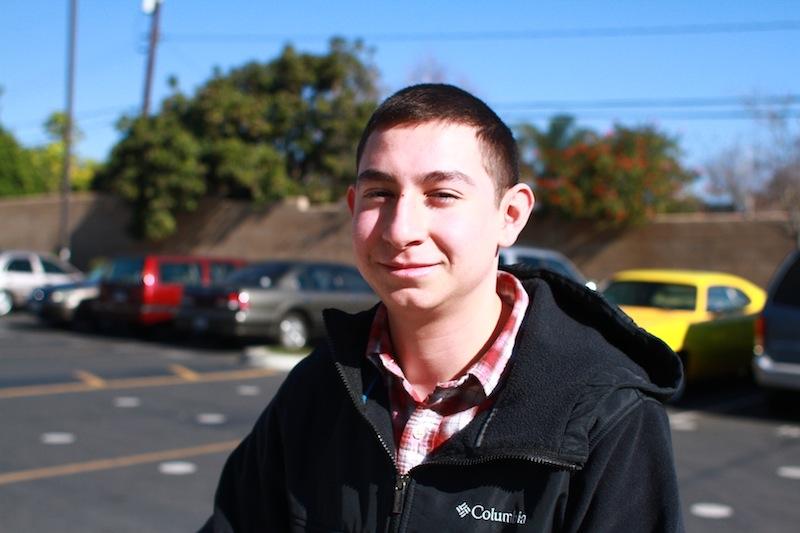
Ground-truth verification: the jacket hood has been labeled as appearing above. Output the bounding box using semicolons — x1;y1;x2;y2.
322;266;683;469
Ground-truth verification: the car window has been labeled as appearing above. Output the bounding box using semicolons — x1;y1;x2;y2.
41;259;67;274
6;258;33;273
604;281;697;311
707;286;751;313
210;262;240;283
332;266;372;293
773;255;800;308
225;263;290;288
297;266;335;291
159;263;201;284
107;258;145;283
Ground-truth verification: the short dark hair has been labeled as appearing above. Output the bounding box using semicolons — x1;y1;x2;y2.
356;84;520;195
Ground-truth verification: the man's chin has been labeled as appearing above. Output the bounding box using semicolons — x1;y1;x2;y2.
380;287;442;314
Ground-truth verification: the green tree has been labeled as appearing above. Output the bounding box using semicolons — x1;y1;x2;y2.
97;38;378;240
184;38;378;201
0;126;40;196
0;112;98;196
519;117;696;225
99;114;205;240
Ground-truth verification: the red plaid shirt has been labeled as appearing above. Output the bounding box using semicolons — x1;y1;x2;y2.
366;271;529;475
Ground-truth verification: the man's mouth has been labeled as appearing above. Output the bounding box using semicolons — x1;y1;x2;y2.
379;262;439;278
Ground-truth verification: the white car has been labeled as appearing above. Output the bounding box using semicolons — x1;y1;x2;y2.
0;250;83;316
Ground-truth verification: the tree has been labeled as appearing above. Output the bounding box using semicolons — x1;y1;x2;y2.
704;144;766;213
97;38;379;240
0;127;40;196
519;117;696;225
710;100;800;245
99;114;205;240
0;112;97;197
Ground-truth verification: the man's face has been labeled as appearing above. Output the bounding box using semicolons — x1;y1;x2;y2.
348;121;514;314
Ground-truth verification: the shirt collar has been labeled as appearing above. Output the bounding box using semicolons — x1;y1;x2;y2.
366;271;530;401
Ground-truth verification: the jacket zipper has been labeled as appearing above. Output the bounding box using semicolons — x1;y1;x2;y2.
392;474;410;514
421;453;580;471
330;351;411;532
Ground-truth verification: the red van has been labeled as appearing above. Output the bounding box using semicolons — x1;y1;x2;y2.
96;255;246;326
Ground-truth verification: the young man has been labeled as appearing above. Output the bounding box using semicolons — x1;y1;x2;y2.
201;84;684;532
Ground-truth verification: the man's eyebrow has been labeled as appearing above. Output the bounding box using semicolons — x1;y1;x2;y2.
421;170;475;187
356;169;475;186
356;169;395;183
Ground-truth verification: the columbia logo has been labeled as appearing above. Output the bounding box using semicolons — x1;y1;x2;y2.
455;501;527;525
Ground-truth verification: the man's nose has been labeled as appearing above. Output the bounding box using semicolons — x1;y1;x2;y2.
382;194;427;249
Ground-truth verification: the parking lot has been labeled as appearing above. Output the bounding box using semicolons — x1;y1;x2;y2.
1;312;799;532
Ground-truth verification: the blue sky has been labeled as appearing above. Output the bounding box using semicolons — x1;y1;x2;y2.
2;0;798;178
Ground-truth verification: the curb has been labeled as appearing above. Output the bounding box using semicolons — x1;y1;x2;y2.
241;346;307;372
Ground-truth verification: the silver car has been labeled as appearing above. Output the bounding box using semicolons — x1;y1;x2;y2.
499;245;595;289
176;260;377;349
29;263;109;325
753;250;800;402
0;250;83;316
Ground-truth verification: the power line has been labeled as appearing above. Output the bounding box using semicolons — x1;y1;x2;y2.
493;95;800;111
161;20;800;44
505;110;800;122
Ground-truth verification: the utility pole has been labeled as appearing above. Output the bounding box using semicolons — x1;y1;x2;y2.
141;0;163;117
59;0;78;262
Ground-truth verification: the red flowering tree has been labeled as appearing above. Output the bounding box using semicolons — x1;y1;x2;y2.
518;117;696;225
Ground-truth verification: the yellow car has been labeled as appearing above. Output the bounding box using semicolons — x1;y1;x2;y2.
603;269;766;382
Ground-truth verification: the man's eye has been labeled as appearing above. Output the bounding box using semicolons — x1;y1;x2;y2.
363;190;393;199
428;191;460;202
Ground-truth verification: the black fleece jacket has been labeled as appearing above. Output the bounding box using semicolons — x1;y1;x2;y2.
201;267;685;532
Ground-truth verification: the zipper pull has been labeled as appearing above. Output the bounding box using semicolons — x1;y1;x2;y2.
392;475;410;514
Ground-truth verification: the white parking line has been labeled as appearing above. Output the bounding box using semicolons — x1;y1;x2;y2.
158;461;197;475
40;432;76;445
690;503;733;519
777;466;800;480
196;413;227;425
777;425;800;439
114;396;141;408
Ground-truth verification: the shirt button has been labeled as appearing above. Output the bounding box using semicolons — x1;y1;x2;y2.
412;425;425;440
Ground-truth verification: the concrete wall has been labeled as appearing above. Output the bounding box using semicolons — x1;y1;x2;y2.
1;193;795;287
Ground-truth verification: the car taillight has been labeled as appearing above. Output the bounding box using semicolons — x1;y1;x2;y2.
753;314;765;355
226;291;250;311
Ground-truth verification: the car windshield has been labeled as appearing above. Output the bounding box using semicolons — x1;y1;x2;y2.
223;263;291;288
604;281;697;311
106;258;144;283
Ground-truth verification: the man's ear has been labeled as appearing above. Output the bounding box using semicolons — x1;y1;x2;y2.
346;185;356;216
498;183;535;247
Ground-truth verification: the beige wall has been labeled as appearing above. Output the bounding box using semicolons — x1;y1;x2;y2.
1;193;795;287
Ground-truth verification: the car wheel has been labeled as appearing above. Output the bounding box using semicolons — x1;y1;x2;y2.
278;312;309;350
0;291;12;317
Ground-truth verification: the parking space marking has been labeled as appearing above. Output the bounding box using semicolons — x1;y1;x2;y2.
169;364;201;381
0;440;239;486
73;370;106;388
0;367;277;399
690;502;734;519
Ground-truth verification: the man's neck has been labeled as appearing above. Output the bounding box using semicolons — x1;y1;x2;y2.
385;284;509;399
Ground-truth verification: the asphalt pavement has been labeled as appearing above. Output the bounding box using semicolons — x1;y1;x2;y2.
1;312;800;532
